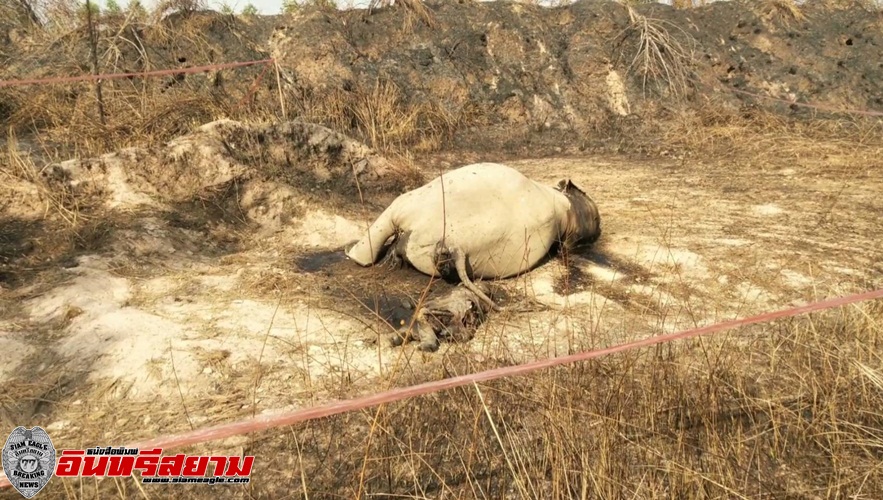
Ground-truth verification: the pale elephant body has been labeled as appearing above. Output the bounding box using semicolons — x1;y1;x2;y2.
346;162;601;310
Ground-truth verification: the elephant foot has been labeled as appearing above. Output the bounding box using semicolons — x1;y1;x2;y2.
417;339;439;352
389;331;406;347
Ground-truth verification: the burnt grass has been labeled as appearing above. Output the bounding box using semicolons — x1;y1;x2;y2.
273;0;883;156
2;0;883;498
266;308;883;499
1;0;881;158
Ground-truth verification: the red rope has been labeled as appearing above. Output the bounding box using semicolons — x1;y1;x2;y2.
124;288;883;451
1;288;881;488
231;60;272;112
0;59;274;88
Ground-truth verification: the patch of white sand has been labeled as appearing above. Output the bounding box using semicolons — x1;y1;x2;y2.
752;203;784;216
0;331;31;380
523;267;617;310
607;240;710;280
780;269;814;288
23;254;398;399
294;209;366;249
586;263;625;282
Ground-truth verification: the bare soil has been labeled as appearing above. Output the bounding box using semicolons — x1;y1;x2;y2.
4;142;882;496
6;144;881;396
1;0;883;498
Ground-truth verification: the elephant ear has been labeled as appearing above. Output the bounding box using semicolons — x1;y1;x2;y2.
556;179;580;193
562;179;590;196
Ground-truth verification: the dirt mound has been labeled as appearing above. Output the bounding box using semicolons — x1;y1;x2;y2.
0;10;280;152
0;118;416;290
274;0;883;154
2;10;270;89
41;119;416;213
2;1;880;158
649;0;883;110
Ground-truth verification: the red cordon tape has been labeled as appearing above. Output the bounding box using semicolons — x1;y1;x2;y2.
232;61;273;112
726;86;883;117
2;57;881;118
0;59;274;88
2;288;880;489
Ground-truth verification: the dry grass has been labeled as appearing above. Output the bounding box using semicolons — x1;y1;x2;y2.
759;0;807;24
350;80;429;151
367;0;438;29
232;300;883;498
1;3;460;160
657;104;883;164
294;78;462;154
1;129;86;225
0;6;280;158
5;287;881;498
3;1;883;498
349;79;458;153
615;5;696;99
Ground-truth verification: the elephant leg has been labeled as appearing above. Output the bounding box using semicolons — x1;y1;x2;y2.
389;327;408;347
391;313;415;347
379;246;403;271
346;208;398;266
416;320;440;352
379;231;412;271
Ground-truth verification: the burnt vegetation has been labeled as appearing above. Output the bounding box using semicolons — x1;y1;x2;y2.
1;0;883;497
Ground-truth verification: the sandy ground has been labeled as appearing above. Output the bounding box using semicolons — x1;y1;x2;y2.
2;153;882;453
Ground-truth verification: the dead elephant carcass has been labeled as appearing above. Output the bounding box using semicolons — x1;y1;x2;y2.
346;162;602;312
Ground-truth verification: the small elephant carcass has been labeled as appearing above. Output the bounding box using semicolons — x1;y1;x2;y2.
393;283;495;352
